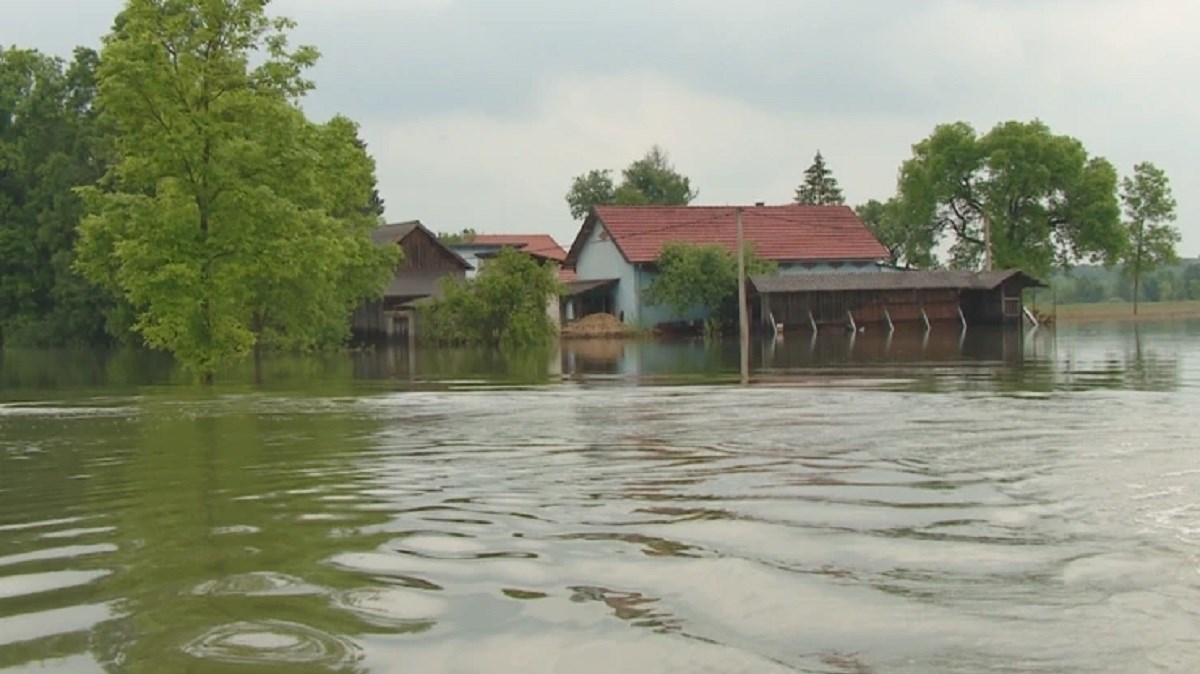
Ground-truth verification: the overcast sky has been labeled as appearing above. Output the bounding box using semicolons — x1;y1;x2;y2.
5;0;1197;256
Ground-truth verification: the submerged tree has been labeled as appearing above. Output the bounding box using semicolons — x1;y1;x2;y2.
565;145;697;219
421;248;561;347
794;151;844;205
645;242;775;335
892;120;1125;276
75;0;396;380
1119;162;1179;314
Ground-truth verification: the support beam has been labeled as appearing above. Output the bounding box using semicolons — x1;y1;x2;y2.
736;207;749;386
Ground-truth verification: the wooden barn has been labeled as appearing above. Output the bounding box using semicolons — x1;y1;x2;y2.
750;270;1044;331
352;221;472;340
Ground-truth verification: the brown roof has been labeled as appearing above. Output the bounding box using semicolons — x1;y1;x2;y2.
567;204;891;266
750;269;1045;294
467;234;567;262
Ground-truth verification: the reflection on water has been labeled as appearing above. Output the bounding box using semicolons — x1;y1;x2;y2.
0;321;1198;673
1;322;1194;395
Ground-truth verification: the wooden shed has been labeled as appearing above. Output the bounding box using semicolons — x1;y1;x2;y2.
352;221;472;340
750;270;1044;331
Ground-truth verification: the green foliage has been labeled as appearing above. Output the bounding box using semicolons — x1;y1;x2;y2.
855;198;934;268
1119;161;1179;313
565;170;616;220
645;242;775;333
0;46;114;346
421;248;561;347
892;120;1124;276
794;151;844;205
437;228;477;245
74;0;396;379
565;145;697;219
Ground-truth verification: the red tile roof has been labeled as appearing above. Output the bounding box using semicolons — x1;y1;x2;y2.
568;204;891;265
469;234;567;262
557;267;578;283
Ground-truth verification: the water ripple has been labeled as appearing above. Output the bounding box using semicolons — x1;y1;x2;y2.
181;620;360;667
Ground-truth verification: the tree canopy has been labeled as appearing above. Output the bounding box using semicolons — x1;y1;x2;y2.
421;247;561;347
645;242;775;333
0;46;113;346
565;145;697;220
891;120;1125;277
855;198;935;269
794;151;844;205
1119;161;1179;313
74;0;396;379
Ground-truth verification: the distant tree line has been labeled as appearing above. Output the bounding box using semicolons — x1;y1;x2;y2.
1;1;394;381
1049;261;1200;305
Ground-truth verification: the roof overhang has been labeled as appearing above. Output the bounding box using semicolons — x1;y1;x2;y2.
563;278;619;297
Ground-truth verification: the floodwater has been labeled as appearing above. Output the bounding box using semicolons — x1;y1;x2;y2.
1;321;1198;673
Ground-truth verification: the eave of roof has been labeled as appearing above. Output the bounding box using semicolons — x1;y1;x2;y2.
749;269;1046;294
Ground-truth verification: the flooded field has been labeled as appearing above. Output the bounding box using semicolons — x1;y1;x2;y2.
2;321;1199;672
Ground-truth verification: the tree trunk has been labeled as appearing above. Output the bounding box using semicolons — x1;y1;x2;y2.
1133;272;1140;316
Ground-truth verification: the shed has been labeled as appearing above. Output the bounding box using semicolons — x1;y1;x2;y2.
352;221;472;340
750;269;1045;330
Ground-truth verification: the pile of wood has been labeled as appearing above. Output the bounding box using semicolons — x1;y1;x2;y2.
561;313;634;338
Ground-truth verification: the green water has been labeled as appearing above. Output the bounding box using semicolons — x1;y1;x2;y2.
2;322;1198;672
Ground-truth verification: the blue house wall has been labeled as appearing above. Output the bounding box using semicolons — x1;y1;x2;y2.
574;223;640;323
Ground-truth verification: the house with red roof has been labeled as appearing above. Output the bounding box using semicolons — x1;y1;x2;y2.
563;204;892;327
450;234;568;278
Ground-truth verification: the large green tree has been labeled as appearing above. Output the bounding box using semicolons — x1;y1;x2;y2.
794;151;844;205
893;120;1125;277
75;0;396;380
645;242;775;334
1119;161;1179;314
0;46;113;346
565;145;697;219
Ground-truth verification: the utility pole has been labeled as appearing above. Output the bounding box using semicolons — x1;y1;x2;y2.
737;207;749;385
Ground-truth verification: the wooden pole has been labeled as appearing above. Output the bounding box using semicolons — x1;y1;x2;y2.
737;207;749;385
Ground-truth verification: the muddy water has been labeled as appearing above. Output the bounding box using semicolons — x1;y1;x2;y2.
1;322;1198;672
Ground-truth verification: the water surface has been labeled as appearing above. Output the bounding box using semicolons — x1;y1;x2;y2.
2;322;1198;672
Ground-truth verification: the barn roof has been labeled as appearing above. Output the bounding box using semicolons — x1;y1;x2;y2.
370;221;472;270
566;204;891;266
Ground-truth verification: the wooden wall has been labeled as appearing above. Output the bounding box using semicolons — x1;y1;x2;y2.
763;288;962;328
763;285;1024;329
398;228;467;272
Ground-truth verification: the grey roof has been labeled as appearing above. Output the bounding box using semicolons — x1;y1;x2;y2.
750;269;1045;294
371;221;420;245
